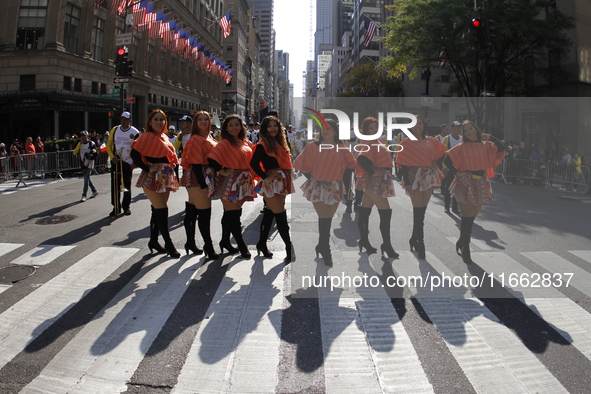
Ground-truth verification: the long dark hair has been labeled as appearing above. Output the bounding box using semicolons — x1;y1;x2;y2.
146;109;168;134
220;114;246;146
461;120;483;142
362;116;379;136
259;116;289;154
412;114;427;139
318;119;339;143
191;110;211;136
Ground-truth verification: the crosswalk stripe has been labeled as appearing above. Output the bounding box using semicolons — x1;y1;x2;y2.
474;252;591;361
0;243;25;258
10;245;75;266
23;253;202;393
0;247;138;370
569;250;591;264
392;251;567;393
173;256;285;394
317;251;434;393
521;251;591;298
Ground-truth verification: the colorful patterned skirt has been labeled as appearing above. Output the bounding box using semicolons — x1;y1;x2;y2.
254;169;295;198
449;171;493;205
300;178;345;205
180;164;217;192
401;166;444;195
136;163;179;193
357;170;395;198
211;169;256;206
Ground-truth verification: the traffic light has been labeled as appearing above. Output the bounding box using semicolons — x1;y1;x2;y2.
107;107;116;118
470;17;486;50
123;58;133;77
115;46;127;76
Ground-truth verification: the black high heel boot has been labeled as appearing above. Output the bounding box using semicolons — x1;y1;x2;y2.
275;210;295;262
196;207;219;260
458;216;475;264
219;211;239;254
256;208;274;257
357;206;377;254
229;209;251;258
317;217;333;266
378;209;399;259
148;206;165;254
155;207;180;258
184;202;203;255
411;207;427;259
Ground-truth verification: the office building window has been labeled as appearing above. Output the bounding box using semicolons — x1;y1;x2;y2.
20;75;36;91
64;3;81;53
92;81;99;94
91;17;104;61
63;76;72;91
74;78;82;92
16;0;48;50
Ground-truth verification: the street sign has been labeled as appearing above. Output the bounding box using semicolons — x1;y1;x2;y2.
114;77;131;84
101;88;120;99
421;94;434;108
115;33;132;46
126;97;136;104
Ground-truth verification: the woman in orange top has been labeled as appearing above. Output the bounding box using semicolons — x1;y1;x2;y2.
250;116;295;261
293;119;356;266
130;109;180;258
444;120;505;264
356;117;398;259
180;111;219;260
395;115;446;259
207;114;255;258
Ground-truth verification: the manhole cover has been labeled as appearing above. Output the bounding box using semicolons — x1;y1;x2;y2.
0;265;36;284
36;214;77;225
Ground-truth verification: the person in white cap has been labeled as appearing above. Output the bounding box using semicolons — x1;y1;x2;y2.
106;111;139;216
73;131;99;202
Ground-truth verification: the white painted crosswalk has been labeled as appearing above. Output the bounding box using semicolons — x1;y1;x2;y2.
0;243;590;393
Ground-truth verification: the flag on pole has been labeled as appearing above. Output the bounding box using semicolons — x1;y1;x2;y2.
219;12;231;38
437;49;447;67
363;16;378;47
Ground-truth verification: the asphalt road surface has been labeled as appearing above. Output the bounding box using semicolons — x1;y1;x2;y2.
0;170;590;393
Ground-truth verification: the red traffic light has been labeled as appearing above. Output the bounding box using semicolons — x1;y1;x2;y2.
472;18;481;28
117;47;126;56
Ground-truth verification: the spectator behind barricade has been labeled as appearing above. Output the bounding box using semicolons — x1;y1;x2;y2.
558;147;572;190
571;152;586;192
0;143;7;177
24;137;35;176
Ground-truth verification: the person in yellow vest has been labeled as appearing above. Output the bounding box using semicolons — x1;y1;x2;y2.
106;111;139;216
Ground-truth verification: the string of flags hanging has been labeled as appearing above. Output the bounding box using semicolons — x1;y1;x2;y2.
90;0;232;84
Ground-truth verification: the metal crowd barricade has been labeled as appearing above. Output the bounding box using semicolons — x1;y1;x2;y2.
501;158;545;185
546;161;589;193
0;150;84;185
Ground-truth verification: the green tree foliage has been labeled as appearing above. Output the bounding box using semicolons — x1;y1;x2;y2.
380;0;574;97
338;62;404;97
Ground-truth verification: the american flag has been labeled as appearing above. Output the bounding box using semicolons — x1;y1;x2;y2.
363;16;378;47
219;12;231;39
437;49;447;67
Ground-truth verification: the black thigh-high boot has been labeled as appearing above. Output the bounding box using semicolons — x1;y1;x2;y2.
219;210;239;254
196;207;219;259
154;207;180;258
354;189;364;212
228;209;251;258
148;206;165;254
457;216;475;264
357;206;377;254
275;210;294;262
409;206;426;259
378;208;399;259
316;217;333;266
256;208;274;257
184;202;203;255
